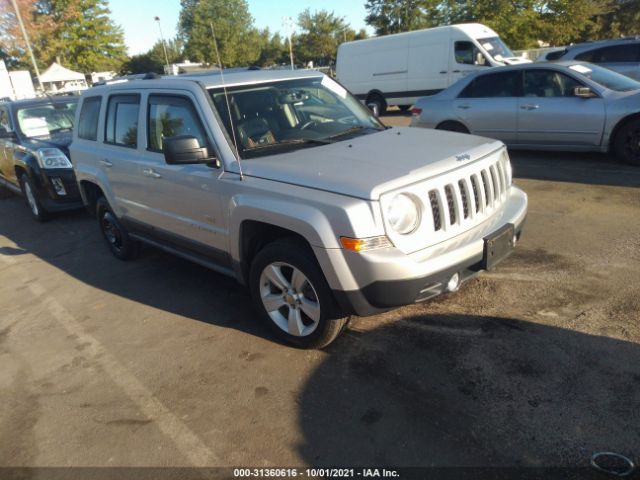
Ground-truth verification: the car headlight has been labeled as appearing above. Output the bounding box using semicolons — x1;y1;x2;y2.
386;193;420;234
37;148;72;169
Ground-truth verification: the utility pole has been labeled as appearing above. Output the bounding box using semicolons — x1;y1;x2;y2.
154;16;171;74
283;16;294;70
10;0;43;91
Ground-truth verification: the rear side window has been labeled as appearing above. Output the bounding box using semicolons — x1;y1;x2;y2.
77;97;101;141
459;71;521;98
105;94;140;147
147;95;208;152
576;44;640;63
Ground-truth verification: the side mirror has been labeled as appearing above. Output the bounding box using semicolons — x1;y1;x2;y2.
163;135;217;166
574;86;596;98
476;53;487;66
367;103;380;118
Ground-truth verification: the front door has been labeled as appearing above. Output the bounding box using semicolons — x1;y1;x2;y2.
133;92;228;261
517;69;605;146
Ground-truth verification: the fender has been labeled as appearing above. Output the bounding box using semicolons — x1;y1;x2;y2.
75;162;118;215
228;193;342;264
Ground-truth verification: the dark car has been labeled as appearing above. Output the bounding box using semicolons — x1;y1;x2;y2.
0;96;82;220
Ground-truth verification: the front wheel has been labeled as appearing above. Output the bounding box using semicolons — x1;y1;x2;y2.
19;173;48;221
613;119;640;166
436;121;469;134
249;239;349;349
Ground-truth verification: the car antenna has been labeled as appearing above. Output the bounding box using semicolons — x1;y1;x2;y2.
210;21;244;181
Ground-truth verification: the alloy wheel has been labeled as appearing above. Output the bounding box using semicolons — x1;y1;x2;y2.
259;262;321;337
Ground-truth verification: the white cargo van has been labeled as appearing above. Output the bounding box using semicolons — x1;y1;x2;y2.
336;23;530;113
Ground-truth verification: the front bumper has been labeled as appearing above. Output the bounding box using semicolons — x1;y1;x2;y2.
316;186;528;317
35;169;83;212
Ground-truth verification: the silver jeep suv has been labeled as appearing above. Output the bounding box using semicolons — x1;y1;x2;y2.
70;70;528;348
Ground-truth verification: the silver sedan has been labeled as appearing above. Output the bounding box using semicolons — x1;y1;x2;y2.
410;61;640;165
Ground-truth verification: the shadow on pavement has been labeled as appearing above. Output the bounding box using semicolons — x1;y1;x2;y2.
509;150;640;188
0;196;271;343
298;313;640;472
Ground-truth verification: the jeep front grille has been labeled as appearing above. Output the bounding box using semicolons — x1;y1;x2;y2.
424;157;509;233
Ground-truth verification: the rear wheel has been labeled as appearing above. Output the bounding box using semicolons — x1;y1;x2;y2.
19;173;48;221
436;121;469;134
613;119;640;166
398;105;411;112
249;238;349;349
365;92;387;116
96;197;139;260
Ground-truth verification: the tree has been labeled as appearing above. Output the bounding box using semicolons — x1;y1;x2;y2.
294;9;353;66
120;38;184;75
178;0;260;66
364;0;625;50
255;29;288;67
0;0;127;72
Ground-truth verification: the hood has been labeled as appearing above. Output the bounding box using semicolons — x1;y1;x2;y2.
21;132;72;156
242;127;503;200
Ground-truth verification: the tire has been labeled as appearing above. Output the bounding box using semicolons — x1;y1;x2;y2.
19;173;48;222
613;119;640;166
249;238;349;349
365;93;387;116
96;197;139;260
398;105;411;112
436;121;470;134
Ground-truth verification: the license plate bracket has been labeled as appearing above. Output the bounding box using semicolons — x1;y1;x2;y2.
482;224;515;271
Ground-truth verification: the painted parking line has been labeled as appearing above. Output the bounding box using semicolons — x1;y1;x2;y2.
0;237;219;466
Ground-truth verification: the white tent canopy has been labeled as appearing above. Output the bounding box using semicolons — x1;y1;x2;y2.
40;62;85;83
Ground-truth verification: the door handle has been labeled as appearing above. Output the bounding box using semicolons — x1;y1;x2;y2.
520;104;540;110
99;159;113;167
439;70;447;74
457;105;471;110
142;168;162;179
452;70;461;73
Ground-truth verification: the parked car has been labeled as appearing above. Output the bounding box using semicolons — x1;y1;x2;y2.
70;70;527;348
336;23;530;114
0;96;82;220
410;61;640;165
539;38;640;80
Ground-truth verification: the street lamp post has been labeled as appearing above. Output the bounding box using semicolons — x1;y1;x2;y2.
154;16;171;74
10;0;43;91
282;16;294;71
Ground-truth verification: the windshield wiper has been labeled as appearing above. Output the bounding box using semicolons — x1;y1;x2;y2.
325;125;382;141
243;137;332;153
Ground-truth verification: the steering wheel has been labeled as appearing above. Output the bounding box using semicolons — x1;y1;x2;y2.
299;120;317;130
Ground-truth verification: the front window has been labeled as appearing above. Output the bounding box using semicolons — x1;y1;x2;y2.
16;101;77;138
477;37;515;61
209;76;384;159
568;63;640;92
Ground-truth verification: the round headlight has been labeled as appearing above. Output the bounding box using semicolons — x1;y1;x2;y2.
386;193;420;234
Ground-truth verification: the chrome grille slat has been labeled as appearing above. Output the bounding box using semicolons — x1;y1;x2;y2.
420;156;509;234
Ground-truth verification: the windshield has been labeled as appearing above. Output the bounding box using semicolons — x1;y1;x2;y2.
16;101;77;138
478;36;515;61
209;76;384;159
568;63;640;92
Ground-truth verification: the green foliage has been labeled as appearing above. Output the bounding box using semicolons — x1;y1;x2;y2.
294;9;362;66
178;0;260;67
364;0;640;49
0;0;127;72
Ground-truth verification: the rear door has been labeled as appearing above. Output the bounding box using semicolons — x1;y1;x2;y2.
453;70;521;143
0;106;16;184
517;69;605;146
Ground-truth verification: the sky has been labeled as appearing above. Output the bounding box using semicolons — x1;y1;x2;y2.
108;0;372;56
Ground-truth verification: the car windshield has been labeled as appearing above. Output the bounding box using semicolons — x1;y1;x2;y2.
16;101;78;137
568;63;640;92
478;36;515;61
209;76;384;159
